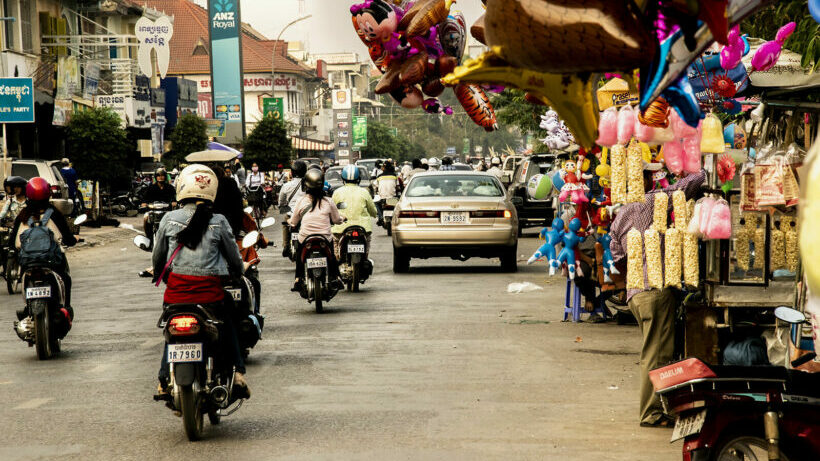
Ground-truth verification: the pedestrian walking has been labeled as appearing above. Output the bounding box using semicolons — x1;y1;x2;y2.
60;158;82;215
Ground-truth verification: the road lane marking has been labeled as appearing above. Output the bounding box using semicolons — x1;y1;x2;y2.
0;381;12;385
14;398;53;410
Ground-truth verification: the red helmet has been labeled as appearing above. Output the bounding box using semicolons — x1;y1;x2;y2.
26;177;52;202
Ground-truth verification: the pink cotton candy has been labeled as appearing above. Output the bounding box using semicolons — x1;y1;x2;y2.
705;200;732;239
682;134;702;174
617;105;636;144
663;139;684;175
699;197;717;236
634;111;655;143
651;126;675;144
670;110;699;138
596;106;618;147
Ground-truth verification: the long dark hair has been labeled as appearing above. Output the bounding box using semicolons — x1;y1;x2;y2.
176;202;213;249
17;200;50;224
307;187;325;212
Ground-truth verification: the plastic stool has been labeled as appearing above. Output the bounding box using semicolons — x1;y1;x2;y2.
563;279;582;322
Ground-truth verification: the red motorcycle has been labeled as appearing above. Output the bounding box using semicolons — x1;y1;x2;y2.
650;307;820;461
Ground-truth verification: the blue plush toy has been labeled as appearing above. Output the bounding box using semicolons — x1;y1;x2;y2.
597;232;620;283
557;218;583;280
528;218;564;275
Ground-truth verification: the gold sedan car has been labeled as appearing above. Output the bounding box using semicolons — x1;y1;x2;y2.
391;171;519;273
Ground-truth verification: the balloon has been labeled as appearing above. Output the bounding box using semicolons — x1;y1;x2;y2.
617;105;636;145
482;0;656;73
723;123;748;149
399;0;454;37
399;52;428;86
596;107;618;147
527;174;553;200
442;54;598;147
663;140;685;175
811;0;820;24
454;84;498;132
375;62;403;95
471;13;486;44
639;97;670;128
351;1;400;44
422;98;453;115
751;22;796;72
438;12;467;62
552;170;565;191
390;86;424;109
663;76;702;128
720;25;744;70
701;114;725;154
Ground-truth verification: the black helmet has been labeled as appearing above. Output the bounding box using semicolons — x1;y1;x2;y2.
375;160;383;168
292;160;307;178
442;156;454;166
303;168;324;191
308;163;322;171
4;175;27;190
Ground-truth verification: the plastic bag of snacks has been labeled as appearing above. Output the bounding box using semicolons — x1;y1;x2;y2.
665;228;682;288
700;113;725;154
785;218;798;272
770;222;786;271
683;233;699;287
704;199;732;240
596;107;618;147
653;192;668;233
663;140;685;175
610;144;627;204
627;229;645;290
644;229;664;289
617;105;636;145
754;143;786;207
688;199;704;236
673;190;688;230
735;219;750;271
627;141;645;203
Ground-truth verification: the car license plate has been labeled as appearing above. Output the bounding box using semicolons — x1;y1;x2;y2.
226;288;242;301
26;286;51;299
307;258;328;269
348;244;365;254
441;212;470;224
167;343;203;363
671;409;707;442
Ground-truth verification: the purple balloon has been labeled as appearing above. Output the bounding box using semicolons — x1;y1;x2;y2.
720;25;744;71
751;22;796;72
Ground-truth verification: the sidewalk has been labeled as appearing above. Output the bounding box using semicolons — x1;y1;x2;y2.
70;216;144;250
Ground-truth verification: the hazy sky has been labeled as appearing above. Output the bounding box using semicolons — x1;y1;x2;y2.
192;0;485;56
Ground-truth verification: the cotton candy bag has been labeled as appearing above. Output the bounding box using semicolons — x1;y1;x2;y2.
596;107;618;147
617;105;636;145
705;199;732;239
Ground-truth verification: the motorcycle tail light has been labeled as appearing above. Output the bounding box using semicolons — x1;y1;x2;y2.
351;231;359;237
168;315;200;335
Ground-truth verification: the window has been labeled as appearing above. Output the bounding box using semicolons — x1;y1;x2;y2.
2;0;14;49
406;176;504;198
19;0;32;53
11;163;40;180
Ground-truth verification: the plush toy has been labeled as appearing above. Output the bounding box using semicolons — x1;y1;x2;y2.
528;218;565;275
557;218;583;280
558;160;590;204
597;231;620;283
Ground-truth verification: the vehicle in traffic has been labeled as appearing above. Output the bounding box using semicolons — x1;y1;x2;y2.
10;160;74;216
501;156;523;186
391;172;518;273
507;154;558;235
356;158;389;176
325;166;372;196
297;235;340;312
337;225;372;292
142;202;172;246
452;163;473;171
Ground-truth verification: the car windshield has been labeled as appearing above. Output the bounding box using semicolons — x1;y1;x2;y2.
407;175;503;198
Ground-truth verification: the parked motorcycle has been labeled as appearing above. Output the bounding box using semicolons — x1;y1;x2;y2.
13;214;86;360
297;235;340;313
110;184;146;217
650;306;820;461
1;226;21;294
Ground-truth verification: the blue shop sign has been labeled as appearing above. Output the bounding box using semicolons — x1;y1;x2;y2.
0;78;35;123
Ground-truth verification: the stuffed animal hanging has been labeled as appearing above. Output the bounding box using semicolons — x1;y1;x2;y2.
557;218;583;280
529;218;565;275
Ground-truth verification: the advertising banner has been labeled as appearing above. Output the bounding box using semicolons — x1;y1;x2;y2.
135;15;173;79
205;119;227;137
95;94;128;127
56;56;80;99
332;89;352;110
197;92;213;119
52;99;73;126
262;97;284;120
83;62;100;101
208;0;244;125
0;77;34;123
352;116;367;148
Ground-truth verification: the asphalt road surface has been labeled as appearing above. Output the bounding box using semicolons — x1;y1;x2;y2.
0;218;679;460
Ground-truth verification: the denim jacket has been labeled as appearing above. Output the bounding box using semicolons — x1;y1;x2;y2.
152;204;243;278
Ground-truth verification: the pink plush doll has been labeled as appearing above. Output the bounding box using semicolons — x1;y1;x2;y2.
558;160;590;204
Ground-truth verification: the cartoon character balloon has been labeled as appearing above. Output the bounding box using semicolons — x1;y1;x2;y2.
438;12;467;63
557;218;583;280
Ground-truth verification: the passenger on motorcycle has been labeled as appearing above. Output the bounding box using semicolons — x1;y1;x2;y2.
332;165;377;248
9;177;78;319
141;168;177;242
288;168;346;293
245;163;267;217
374;161;401;226
152;164;250;396
1;176;28;226
278;160;307;214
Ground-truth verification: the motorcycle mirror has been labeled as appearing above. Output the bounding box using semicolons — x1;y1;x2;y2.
243;206;253;214
73;214;88;226
337;202;348;210
373;194;382;202
133;235;152;252
774;306;807;325
259;217;276;229
242;231;259;249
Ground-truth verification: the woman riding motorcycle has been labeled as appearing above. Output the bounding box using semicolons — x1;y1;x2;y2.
288;168;345;293
152;164;249;396
1;176;28;226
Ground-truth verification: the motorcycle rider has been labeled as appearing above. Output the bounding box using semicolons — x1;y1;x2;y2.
487;157;504;179
440;156;457;171
288;168;345;293
245;162;267;217
141;167;177;244
427;157;441;171
407;158;426;181
9;178;77;320
1;176;28;226
278;160;307;214
374;161;400;227
332;165;378;256
152;164;249;396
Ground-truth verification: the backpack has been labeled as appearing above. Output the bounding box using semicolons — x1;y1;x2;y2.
19;208;64;269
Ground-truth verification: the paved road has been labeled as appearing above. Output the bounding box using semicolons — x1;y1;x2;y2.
0;218;679;460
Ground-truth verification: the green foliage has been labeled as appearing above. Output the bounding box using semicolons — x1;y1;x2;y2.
743;0;819;72
65;107;132;184
491;89;545;135
360;119;422;162
243;115;293;170
169;114;208;164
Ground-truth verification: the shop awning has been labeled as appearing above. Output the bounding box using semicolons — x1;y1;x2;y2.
292;137;334;151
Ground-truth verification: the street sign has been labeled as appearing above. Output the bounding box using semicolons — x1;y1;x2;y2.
262;97;284;120
352;116;367;148
0;78;35;123
446;146;456;155
390;127;398;137
462;138;470;155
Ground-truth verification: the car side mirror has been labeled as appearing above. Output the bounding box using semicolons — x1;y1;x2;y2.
242;231;259;249
511;197;524;207
73;214;88;226
243;206;253;214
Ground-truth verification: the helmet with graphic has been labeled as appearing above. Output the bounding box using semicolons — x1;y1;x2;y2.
176;164;218;203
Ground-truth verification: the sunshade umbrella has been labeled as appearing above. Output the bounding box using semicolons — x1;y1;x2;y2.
207;141;242;158
185;149;239;163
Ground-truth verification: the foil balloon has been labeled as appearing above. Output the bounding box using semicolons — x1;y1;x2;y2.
812;0;820;24
751;22;796;72
662;75;702;128
720;25;745;71
639;97;670;128
438;12;467;62
422;98;454;115
482;0;656;73
351;1;400;43
454;84;498;132
399;0;454;37
390;86;424;109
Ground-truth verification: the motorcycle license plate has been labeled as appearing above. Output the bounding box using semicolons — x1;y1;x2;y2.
226;288;242;301
441;212;470;224
671;409;707;442
384;210;394;218
167;343;203;363
291;234;299;241
26;286;51;299
348;244;365;254
307;258;327;269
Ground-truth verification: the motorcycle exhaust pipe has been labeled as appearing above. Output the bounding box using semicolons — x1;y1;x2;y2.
210;386;229;404
764;411;780;461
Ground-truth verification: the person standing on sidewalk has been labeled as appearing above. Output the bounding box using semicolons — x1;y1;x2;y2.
60;158;82;215
234;159;246;190
609;168;705;427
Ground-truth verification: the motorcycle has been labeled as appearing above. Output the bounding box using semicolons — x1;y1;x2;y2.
282;213;299;263
14;214;86;360
297;235;340;313
109;184;146;217
142;202;171;244
335;203;372;292
1;225;21;294
376;194;399;236
649;306;820;461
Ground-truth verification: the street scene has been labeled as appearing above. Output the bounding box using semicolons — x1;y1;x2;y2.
1;1;820;460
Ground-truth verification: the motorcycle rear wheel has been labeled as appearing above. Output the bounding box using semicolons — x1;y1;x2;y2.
351;264;360;293
33;302;52;360
6;258;20;294
712;435;791;461
314;278;323;313
180;384;204;441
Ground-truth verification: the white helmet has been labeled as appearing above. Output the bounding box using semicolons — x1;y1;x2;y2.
176;164;218;203
428;157;441;168
420;158;429;165
491;157;502;166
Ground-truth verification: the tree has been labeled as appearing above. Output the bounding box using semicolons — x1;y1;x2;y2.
243;115;293;170
491;89;546;135
169;114;208;164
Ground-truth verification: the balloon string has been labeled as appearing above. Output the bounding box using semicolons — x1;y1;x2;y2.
697;57;717;108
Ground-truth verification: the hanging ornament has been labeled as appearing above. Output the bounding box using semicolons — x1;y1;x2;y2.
710;74;737;98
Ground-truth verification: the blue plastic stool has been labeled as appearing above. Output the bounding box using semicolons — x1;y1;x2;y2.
563;279;582;322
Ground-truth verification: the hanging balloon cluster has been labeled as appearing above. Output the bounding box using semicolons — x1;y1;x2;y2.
350;0;498;131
